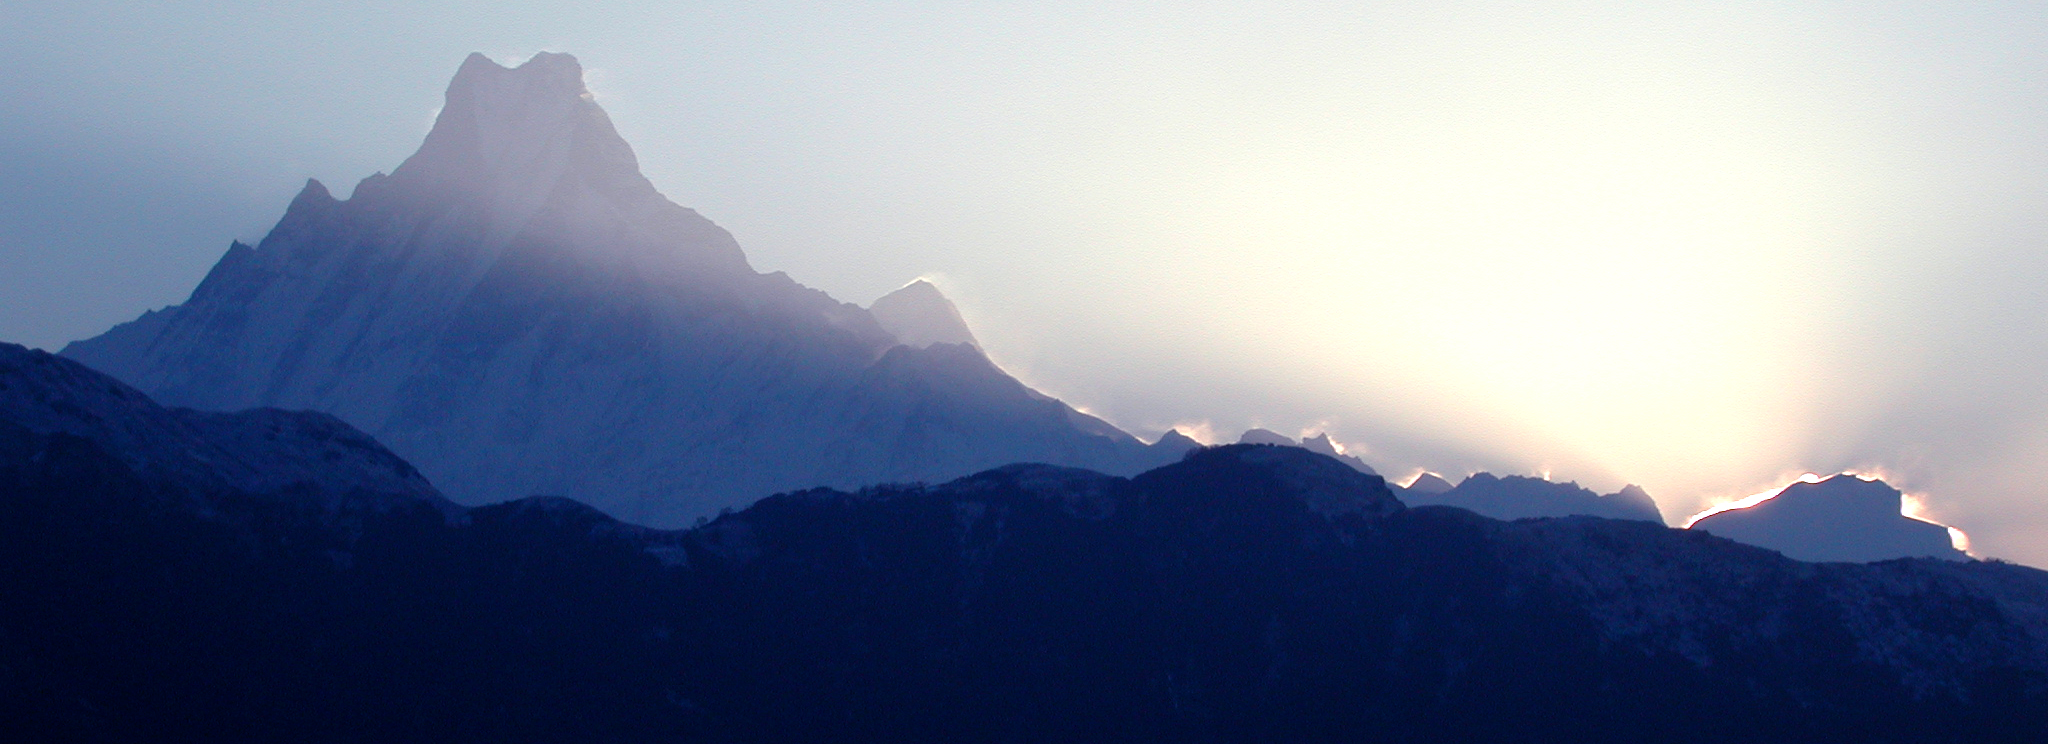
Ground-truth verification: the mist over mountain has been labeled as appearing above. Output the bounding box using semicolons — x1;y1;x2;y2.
1148;428;1205;458
1403;472;1666;523
1404;471;1456;495
868;279;979;349
1692;475;1968;562
4;349;2046;742
61;53;1170;526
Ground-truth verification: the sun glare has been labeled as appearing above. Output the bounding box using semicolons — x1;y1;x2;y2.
1165;420;1221;446
1948;527;1974;554
1680;472;1823;528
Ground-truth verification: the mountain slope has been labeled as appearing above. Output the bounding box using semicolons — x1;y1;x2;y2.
0;342;441;505
63;53;1164;526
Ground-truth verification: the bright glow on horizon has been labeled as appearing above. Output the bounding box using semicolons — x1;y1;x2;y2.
1681;473;1825;528
1163;420;1222;447
1948;527;1974;555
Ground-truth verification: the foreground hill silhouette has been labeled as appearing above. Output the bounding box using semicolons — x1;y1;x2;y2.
62;53;1170;526
6;342;2047;743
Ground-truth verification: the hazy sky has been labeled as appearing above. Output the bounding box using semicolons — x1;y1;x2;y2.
6;2;2048;562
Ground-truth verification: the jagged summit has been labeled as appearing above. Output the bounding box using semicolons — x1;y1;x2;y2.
1404;471;1455;495
1299;432;1342;456
1690;475;1966;562
371;51;753;280
868;279;979;349
61;53;1171;527
395;53;633;188
1403;472;1664;523
1233;428;1377;475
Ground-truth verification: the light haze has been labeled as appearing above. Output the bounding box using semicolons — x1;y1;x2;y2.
5;2;2047;562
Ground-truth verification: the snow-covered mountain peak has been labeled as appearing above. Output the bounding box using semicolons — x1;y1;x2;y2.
394;52;628;189
62;53;1170;526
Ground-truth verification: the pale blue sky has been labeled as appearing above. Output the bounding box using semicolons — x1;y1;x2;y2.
5;1;2048;561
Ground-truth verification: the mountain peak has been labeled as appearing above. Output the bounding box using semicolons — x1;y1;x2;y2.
1299;432;1341;456
441;52;591;127
390;51;648;202
1691;475;1966;562
458;51;585;87
1149;428;1205;457
1238;428;1297;446
60;53;1171;528
869;279;979;349
1405;471;1455;494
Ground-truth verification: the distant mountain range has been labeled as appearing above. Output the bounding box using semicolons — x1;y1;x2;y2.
62;53;1182;527
5;340;2045;742
1230;431;1664;524
1405;472;1665;523
52;51;1945;562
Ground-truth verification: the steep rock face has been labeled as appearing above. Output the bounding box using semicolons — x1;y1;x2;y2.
1691;475;1966;562
62;53;1163;526
1404;472;1665;523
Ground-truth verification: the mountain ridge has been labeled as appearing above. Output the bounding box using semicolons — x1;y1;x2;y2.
4;353;2045;741
1402;471;1666;523
62;52;1170;526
